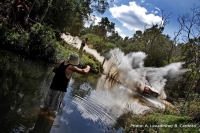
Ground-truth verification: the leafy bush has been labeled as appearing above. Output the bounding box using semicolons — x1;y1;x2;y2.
118;110;199;133
27;23;57;62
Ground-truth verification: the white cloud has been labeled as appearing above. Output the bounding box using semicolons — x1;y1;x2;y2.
153;10;159;14
155;7;161;12
115;27;129;38
115;27;122;33
118;33;127;38
84;15;101;27
109;1;162;32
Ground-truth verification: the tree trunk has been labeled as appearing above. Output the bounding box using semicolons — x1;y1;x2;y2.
39;0;53;23
195;76;200;93
28;0;37;16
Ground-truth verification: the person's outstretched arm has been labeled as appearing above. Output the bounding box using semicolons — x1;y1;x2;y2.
69;65;91;74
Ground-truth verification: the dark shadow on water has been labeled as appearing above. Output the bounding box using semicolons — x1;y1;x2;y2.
29;109;56;133
0;49;53;133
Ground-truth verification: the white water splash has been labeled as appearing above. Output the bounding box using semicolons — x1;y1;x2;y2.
104;48;188;99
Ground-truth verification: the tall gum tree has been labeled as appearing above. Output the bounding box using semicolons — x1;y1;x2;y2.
178;4;200;92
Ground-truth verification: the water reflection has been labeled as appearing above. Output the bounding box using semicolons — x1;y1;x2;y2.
0;50;123;133
0;50;53;133
49;71;165;133
50;85;123;133
29;109;56;133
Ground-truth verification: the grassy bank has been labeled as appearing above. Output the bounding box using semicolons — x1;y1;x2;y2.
117;97;200;133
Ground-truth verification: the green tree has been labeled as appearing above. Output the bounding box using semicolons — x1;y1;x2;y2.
35;0;113;33
107;31;122;44
91;17;115;39
178;5;200;92
121;25;172;67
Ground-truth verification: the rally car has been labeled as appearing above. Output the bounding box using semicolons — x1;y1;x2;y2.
142;81;159;98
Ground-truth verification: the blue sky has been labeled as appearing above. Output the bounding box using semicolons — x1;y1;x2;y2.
88;0;199;40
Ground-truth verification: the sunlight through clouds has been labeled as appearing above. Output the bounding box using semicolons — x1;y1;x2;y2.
109;1;162;31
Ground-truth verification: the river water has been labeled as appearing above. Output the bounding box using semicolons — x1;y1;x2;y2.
0;50;125;133
0;48;187;133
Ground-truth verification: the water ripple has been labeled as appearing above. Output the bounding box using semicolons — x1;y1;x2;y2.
72;94;117;125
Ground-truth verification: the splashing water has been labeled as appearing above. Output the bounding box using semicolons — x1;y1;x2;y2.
68;48;188;127
103;48;188;99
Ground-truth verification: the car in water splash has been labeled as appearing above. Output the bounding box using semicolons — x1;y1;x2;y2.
142;81;159;98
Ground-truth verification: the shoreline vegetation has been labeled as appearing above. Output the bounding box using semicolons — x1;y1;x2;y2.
0;23;103;74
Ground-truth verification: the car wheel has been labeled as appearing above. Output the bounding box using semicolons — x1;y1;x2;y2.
152;92;158;98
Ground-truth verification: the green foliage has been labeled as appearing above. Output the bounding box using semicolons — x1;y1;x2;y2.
81;33;116;54
4;30;29;52
178;93;200;117
0;22;102;73
81;33;101;51
52;41;102;73
82;33;101;44
80;53;102;73
120;26;173;67
103;42;115;53
90;17;115;38
106;31;123;44
81;23;182;68
25;23;57;62
45;0;84;33
118;110;199;133
0;23;57;62
32;0;112;34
